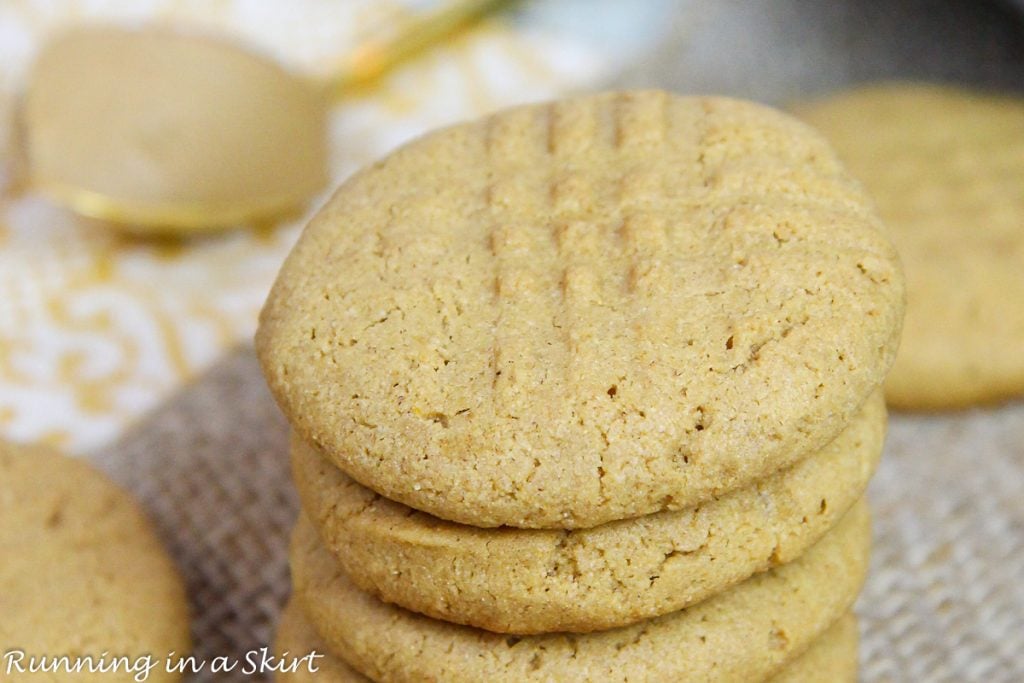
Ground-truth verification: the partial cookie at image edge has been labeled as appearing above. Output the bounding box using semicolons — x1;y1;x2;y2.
793;82;1024;410
0;441;192;682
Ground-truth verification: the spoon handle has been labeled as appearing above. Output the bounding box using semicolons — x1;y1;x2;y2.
327;0;516;98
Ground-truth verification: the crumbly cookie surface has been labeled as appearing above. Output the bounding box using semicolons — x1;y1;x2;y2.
258;89;904;528
291;500;870;683
795;83;1024;409
0;442;191;682
273;599;857;683
293;393;884;633
770;611;858;683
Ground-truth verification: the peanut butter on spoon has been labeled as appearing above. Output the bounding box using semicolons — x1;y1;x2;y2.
19;0;511;234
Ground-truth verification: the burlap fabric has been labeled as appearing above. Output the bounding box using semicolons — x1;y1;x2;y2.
92;347;1024;681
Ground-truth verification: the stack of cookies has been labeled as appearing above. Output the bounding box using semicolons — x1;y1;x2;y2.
257;90;905;682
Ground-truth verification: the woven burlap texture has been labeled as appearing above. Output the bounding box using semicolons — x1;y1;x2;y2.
91;347;1024;682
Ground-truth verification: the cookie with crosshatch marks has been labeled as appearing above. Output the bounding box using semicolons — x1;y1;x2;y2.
290;500;870;683
0;441;191;682
257;89;904;529
794;83;1024;409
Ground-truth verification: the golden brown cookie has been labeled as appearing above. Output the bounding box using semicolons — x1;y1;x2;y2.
794;83;1024;409
770;611;859;683
0;441;191;682
292;393;884;633
257;89;904;529
290;500;870;682
272;600;858;683
274;598;369;682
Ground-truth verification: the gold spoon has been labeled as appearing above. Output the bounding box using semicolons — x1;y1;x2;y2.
18;0;512;234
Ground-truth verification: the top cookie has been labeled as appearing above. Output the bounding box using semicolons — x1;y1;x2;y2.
0;441;191;681
794;83;1024;409
258;90;904;528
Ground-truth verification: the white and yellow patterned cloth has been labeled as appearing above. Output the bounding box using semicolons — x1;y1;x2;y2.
0;0;673;452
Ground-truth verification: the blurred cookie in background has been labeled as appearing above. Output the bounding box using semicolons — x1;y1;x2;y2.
0;441;191;681
795;83;1024;409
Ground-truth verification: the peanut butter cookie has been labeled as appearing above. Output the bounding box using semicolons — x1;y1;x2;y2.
0;442;191;682
292;393;883;633
290;501;870;682
258;90;903;528
796;83;1024;409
